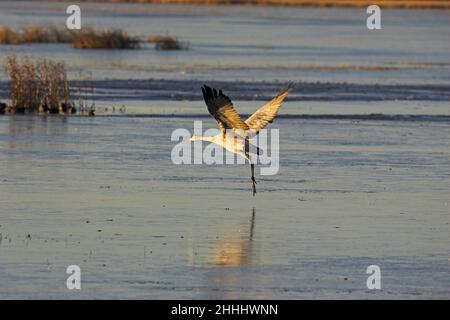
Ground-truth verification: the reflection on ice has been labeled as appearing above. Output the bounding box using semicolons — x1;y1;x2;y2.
209;208;257;267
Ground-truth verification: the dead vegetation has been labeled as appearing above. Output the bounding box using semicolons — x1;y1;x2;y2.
148;34;188;50
22;25;72;44
0;25;71;44
0;56;96;115
71;28;140;49
0;25;139;49
0;25;21;45
0;25;189;51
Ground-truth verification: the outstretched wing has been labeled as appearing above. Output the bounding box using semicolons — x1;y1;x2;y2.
202;85;249;132
245;84;293;133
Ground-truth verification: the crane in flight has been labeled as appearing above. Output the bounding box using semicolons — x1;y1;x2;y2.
190;84;292;196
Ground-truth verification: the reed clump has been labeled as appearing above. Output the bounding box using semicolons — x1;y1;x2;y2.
22;25;72;44
0;25;22;44
0;25;189;52
0;25;72;44
148;34;188;50
0;25;139;50
71;28;140;49
2;56;77;114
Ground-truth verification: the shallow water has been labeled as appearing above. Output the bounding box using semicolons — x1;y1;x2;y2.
0;1;449;85
0;114;449;299
0;2;450;299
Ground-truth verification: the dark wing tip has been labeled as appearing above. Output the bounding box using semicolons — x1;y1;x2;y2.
201;86;207;101
201;84;233;109
201;84;213;102
201;84;225;101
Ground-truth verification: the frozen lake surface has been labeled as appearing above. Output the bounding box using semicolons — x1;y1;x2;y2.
0;113;449;299
0;1;449;85
0;2;449;299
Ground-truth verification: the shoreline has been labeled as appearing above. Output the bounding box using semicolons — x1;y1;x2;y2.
68;0;450;10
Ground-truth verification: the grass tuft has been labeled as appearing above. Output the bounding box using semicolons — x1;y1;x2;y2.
3;56;77;114
22;25;72;44
71;28;140;49
0;25;22;44
0;25;140;50
148;34;188;50
0;25;189;52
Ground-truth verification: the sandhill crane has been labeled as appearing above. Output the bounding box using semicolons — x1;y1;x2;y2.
190;84;292;196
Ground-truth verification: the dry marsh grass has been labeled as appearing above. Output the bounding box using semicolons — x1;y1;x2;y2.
0;25;72;44
1;25;189;52
3;56;77;114
22;25;72;44
148;34;188;50
0;25;140;50
0;25;22;45
71;28;140;49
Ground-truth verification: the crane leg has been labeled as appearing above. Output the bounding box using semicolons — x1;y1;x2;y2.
251;163;257;196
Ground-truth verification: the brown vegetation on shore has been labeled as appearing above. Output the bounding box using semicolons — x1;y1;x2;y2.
1;56;80;115
0;25;71;45
0;25;139;49
71;28;140;49
0;26;22;45
0;25;187;51
22;25;72;43
148;35;188;50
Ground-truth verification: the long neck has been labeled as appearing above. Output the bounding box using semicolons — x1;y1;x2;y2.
193;135;215;142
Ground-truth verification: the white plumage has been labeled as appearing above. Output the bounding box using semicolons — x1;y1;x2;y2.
190;84;292;196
